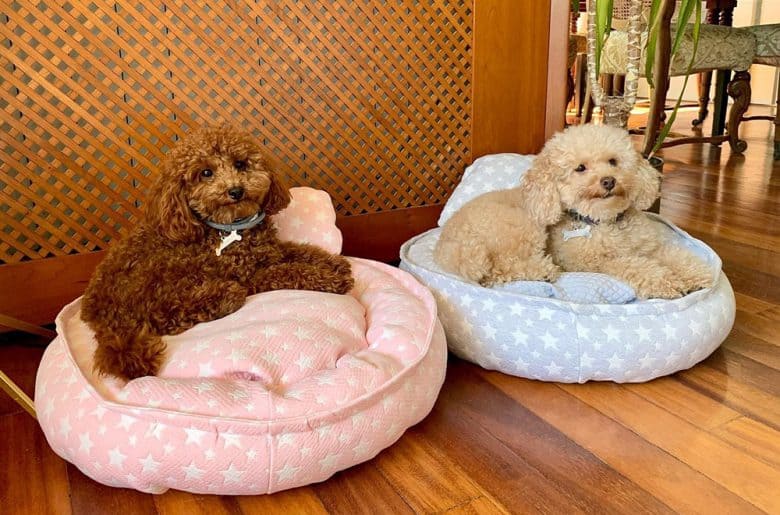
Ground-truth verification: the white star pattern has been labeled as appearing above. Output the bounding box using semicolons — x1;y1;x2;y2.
262;326;278;339
227;330;246;342
228;348;247;364
603;324;621;342
482;323;497;341
512;329;528;346
182;461;204;481
294;326;312;340
117;415;136;431
277;434;294;447
108;447;126;469
319;453;340;470
294;354;314;370
276;463;300;482
538;307;554;320
42;398;55;419
145;423;165;440
184;427;207;446
261;351;281;365
78;433;94;455
635;326;652;342
541;332;558;350
221;433;243;449
220;464;244;484
194;382;214;394
544;361;563;375
607;353;625;370
514;356;529;372
580;353;594;368
59;416;72;439
639;353;656;370
139;453;161;473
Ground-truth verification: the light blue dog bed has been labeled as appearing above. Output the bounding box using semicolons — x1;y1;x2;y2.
399;154;735;383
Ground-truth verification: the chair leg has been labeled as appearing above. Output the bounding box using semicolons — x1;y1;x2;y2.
584;81;594;123
575;53;588;118
726;70;751;154
566;69;575;111
773;79;780;160
693;71;712;127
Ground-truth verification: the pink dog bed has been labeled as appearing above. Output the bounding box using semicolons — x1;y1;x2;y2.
35;188;446;494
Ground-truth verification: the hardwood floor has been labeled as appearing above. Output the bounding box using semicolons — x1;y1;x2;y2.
1;108;779;514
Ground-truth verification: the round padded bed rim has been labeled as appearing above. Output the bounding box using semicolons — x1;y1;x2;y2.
400;214;724;315
39;258;439;435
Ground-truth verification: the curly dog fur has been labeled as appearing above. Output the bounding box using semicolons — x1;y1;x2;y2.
434;139;570;286
81;125;354;380
547;124;713;299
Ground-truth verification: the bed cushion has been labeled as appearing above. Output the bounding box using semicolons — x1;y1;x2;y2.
401;154;735;383
271;186;342;254
35;189;446;495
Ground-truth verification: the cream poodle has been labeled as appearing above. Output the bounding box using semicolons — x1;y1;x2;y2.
546;124;713;299
434;145;566;286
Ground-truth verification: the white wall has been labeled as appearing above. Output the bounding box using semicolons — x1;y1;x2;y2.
637;0;779;106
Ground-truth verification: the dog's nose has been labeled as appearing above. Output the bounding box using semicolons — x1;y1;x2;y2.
600;176;616;191
228;187;244;200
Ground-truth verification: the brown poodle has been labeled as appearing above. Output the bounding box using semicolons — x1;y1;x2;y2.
434;142;568;286
81;125;354;380
547;124;713;299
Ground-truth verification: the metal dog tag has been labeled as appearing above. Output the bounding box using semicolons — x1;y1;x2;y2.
562;225;592;241
216;230;242;256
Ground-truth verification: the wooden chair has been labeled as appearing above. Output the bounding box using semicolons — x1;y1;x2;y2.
587;0;757;155
691;0;738;130
740;24;780;160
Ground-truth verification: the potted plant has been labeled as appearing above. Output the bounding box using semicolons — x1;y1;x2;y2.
585;0;702;158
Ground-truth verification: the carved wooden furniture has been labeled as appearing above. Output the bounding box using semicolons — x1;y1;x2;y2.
596;0;756;154
0;0;567;329
741;24;780;160
692;0;738;131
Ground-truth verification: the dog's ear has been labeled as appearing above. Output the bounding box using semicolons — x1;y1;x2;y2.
145;175;203;243
633;157;661;211
263;169;292;215
518;151;563;226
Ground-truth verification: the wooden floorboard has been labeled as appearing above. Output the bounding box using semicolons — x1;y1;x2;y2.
1;108;778;513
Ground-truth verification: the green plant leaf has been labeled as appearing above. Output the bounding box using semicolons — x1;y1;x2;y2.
672;0;696;56
652;0;701;154
643;0;663;88
594;0;613;76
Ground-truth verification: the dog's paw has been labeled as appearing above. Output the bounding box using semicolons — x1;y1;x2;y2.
634;278;684;300
542;264;562;283
93;333;166;380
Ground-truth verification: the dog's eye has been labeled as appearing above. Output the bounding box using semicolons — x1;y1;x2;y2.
200;169;213;178
234;160;247;171
609;158;618;166
575;164;586;172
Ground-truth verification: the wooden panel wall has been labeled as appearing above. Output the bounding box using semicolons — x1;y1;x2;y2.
0;0;567;327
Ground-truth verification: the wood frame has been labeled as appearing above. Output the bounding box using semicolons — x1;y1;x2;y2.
0;0;569;327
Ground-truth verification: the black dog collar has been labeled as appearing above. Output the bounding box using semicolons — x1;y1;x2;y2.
567;209;627;226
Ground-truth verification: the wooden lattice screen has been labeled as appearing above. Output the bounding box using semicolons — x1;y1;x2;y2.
1;0;472;264
0;0;565;325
